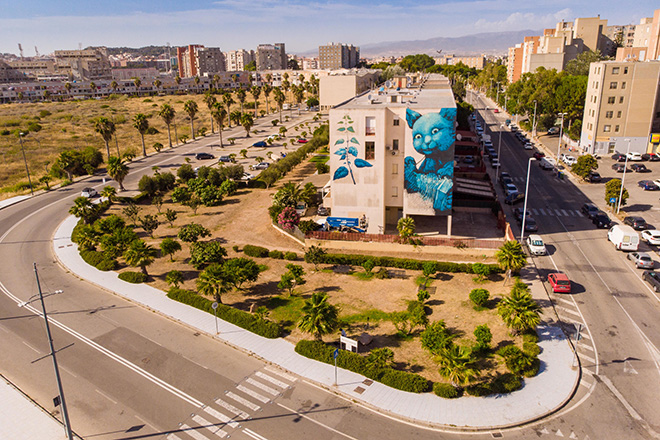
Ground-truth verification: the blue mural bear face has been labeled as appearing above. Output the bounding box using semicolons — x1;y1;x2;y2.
406;108;455;156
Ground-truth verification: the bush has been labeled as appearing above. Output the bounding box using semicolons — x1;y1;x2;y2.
232;245;240;252
433;383;462;399
167;287;281;338
243;244;269;258
284;251;298;261
497;345;539;377
80;249;105;267
314;253;501;274
96;258;118;271
374;267;390;279
523;341;541;357
118;271;148;283
269;250;284;259
295;340;430;393
298;220;321;234
469;289;490;308
465;373;523;396
474;324;492;351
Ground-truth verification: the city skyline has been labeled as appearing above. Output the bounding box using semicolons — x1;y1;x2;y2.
1;0;659;56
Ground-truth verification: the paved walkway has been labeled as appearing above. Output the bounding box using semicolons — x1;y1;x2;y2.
49;215;579;430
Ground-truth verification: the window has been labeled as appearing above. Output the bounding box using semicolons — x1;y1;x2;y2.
612;67;620;74
604;125;611;132
392;139;399;150
605;111;613;118
620;96;624;103
393;118;400;126
621;82;626;89
365;141;375;160
617;111;622;118
610;82;618;89
365;117;376;135
624;67;629;74
392;186;398;197
615;125;620;132
608;96;615;104
392;164;398;174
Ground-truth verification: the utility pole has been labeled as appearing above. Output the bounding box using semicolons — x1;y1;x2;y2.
532;100;537;139
19;132;34;196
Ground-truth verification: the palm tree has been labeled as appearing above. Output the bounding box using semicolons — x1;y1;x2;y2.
101;186;117;203
183;100;198;140
89;82;97;96
495;241;527;284
222;93;235;127
262;84;272;115
203;93;217;133
133;113;149;157
194;76;201;93
197;263;229;303
498;280;542;335
274;88;285;123
64;82;72;97
94;117;116;161
397;217;416;239
240;113;254;138
265;73;273;84
437;344;478;387
69;197;96;224
293;85;304;115
250;86;261;117
212;74;221;91
110;80;118;93
235;88;247;113
211;103;227;147
273;182;304;207
107;156;129;190
230;110;242;128
174;75;181;87
282;79;291;104
124;239;157;276
158;103;176;148
133;77;142;95
298;292;339;340
153;79;162;92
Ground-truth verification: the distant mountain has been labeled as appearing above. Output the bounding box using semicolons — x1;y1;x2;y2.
105;46;169;57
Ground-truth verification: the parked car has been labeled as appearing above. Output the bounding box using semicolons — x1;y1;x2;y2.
612;163;627;173
638;180;660;191
513;207;531;222
252;141;268;148
317;206;329;216
504;183;519;194
585;171;601;182
195;152;215;160
642;270;660;291
298;138;308;143
81;187;98;198
540;157;556;170
504;191;525;205
463;155;475;164
631;163;649;172
645;153;660;162
548;273;571;293
608;224;640;251
581;203;600;219
611;153;625;160
592;212;612;228
493;108;500;113
627;252;654;269
491;159;501;169
654;179;660;188
526;234;547;256
624;216;648;230
219;155;233;163
524;142;534;150
295;203;307;216
500;171;511;180
523;217;538;232
641;229;660;245
547;127;560;135
533;151;546;160
500;176;514;189
563;155;577;166
510;125;518;132
250;162;270;170
627;152;643;161
242;172;255;180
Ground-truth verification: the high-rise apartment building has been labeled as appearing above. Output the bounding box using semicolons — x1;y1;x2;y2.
177;45;203;77
177;45;225;77
256;43;287;70
580;60;660;155
225;49;255;71
318;43;360;69
507;44;523;83
53;47;112;81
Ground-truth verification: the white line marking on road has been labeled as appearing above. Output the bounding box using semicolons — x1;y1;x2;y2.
540;208;547;216
246;378;279;396
134;415;157;431
561;209;569;216
95;388;117;404
225;392;260;411
554;297;574;306
255;371;290;389
244;428;269;440
578;343;594;352
180;423;212;440
213;398;250;420
60;365;78;378
555;209;563;216
532;209;539;216
193;414;229;437
577;352;595;364
166;434;183;440
621;257;660;303
277;402;359;440
264;366;297;382
0;324;9;333
202;405;239;428
575;210;584;217
236;385;270;403
556;305;581;317
600;375;643;421
22;341;40;353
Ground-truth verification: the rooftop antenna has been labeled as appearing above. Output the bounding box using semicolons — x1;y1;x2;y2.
78;42;82;50
35;46;40;57
166;42;172;74
18;43;24;58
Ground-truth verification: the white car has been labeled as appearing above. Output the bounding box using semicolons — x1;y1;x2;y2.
641;229;660;245
81;187;98;198
491;159;501;168
627;152;643;161
563;155;577;166
524;142;534;150
526;234;547;256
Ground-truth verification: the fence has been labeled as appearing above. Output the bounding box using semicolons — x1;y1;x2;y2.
306;230;503;249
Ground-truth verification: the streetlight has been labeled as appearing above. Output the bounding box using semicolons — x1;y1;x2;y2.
504;95;509;113
532;100;537;139
496;124;505;184
556;112;567;161
520;158;536;243
18;132;34;196
617;138;632;214
212;302;219;334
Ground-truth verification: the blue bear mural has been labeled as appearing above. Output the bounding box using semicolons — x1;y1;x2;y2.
404;108;456;213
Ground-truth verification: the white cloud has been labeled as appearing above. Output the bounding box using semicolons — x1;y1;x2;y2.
473;8;573;33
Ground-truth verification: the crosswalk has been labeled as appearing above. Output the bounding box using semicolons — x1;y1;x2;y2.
167;366;296;440
520;208;586;218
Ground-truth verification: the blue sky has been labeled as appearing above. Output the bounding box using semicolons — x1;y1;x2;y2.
0;1;657;56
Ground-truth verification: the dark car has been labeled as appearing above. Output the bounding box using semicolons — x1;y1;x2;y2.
581;203;600;219
195;152;215;160
317;206;329;216
592;212;612;228
624;216;648;230
642;270;660;292
500;171;511;180
638;180;659;191
501;176;514;189
631;163;650;172
504;192;525;205
647;154;660;162
523;217;538;232
252;141;268;148
218;155;234;163
611;153;625;160
513;207;531;222
612;163;627;172
533;151;546;160
585;171;601;182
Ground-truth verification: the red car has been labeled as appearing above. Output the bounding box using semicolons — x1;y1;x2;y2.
297;138;308;143
493;109;500;113
548;273;571;293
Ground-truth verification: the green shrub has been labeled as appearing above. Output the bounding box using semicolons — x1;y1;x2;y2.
490;373;523;393
80;249;105;267
433;383;462;398
96;258;118;271
315;253;501;274
298;219;321;234
497;345;539;377
243;244;269;258
469;288;490;307
522;330;539;344
523;341;541;357
118;271;148;283
473;324;492;351
374;267;390;279
269;250;284;259
232;245;240;252
167;288;281;338
284;251;298;261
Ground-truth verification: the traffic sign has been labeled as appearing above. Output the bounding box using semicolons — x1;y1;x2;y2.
333;348;339;359
212;302;218;310
609;197;617;204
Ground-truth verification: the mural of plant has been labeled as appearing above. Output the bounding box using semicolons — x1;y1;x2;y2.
333;114;372;184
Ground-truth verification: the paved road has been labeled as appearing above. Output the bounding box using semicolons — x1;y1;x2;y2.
469;89;660;439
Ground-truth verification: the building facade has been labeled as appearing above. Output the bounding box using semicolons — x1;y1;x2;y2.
319;70;380;111
195;47;226;76
328;74;457;235
225;49;255;71
318;43;360;69
256;44;287;70
177;45;203;78
52;47;112;81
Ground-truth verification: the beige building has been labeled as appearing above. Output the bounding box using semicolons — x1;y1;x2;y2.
580;60;660;155
53;47;112;81
507;44;523;83
319;70;380;111
256;43;287;70
318;43;360;69
434;55;485;69
225;49;255;71
615;10;660;62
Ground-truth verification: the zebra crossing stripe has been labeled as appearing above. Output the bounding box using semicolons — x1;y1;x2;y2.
246;378;279;396
579;343;595;352
192;415;230;438
556;305;581;317
167;434;183;440
555;209;563;216
213;397;250;420
555;297;573;306
265;366;297;382
578;352;596;364
531;209;539;215
237;385;271;403
256;371;290;389
225;392;261;411
181;423;214;440
539;208;547;216
203;405;239;428
561;209;569;216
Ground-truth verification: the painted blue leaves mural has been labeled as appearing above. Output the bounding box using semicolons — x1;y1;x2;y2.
333;114;372;184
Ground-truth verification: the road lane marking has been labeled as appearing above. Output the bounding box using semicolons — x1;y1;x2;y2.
212;398;250;420
561;209;569;216
554;297;574;306
578;343;594;352
599;375;643;421
192;414;230;437
166;434;183;440
264;366;297;382
244;428;269;440
95;388;117;404
556;305;581;317
255;371;289;389
22;341;40;353
540;208;547;216
202;406;239;428
555;209;563;216
277;402;359;440
180;423;212;440
577;352;595;364
225;392;260;411
245;378;278;396
236;385;270;403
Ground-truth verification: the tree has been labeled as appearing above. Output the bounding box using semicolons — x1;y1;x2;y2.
222;93;235;127
133;113;149;157
304;245;326;270
292;86;304;115
278;272;297;296
101;185;117;203
153;79;162;91
160;238;182;261
397;217;416;239
274;88;286;123
571;154;598;179
250;86;261;117
65;82;72;96
189;241;227;269
158;103;176;148
183;195;201;214
100;227;137;258
139;214;159;238
122;203;141;226
69;197;97;224
133;77;142;95
123;239;157;276
262;84;272;115
239;149;248;159
437;344;478;387
166;270;184;288
471;263;491;282
107;156;129;190
495;241;527;283
366;348;394;370
240;113;254;138
298;292;339;340
564;50;609;76
94;117;116;161
399;54;435;72
422;261;436;284
164;208;178;227
178;223;211;245
605;178;628;208
211;103;227;147
183;100;199;140
203;93;217;133
498;279;541;335
222;258;260;290
197;263;230;303
421;321;454;355
235;89;247;113
474;324;492;352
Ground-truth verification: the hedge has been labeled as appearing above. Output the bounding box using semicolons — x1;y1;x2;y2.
96;258;118;271
118;271;148;283
284;251;298;261
167;287;281;338
433;383;462;399
465;373;522;396
243;245;270;258
313;252;502;274
269;250;284;259
80;249;105;267
295;340;429;393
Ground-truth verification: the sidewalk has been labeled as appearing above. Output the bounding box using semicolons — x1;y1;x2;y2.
52;214;578;430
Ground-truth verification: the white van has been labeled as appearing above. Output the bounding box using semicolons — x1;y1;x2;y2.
607;225;639;251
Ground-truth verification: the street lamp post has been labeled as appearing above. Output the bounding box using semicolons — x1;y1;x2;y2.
18;132;34;196
496;124;504;184
520;158;535;243
532;100;537;139
504;95;509;113
617;139;632;214
556;112;567;160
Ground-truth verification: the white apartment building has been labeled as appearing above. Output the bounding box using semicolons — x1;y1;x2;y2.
225;49;255;71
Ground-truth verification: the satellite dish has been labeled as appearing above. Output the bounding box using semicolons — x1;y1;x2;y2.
367;94;372;101
456;133;462;141
385;80;392;88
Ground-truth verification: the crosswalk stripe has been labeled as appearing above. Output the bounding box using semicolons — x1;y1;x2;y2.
576;210;584;217
265;366;297;382
181;423;213;440
539;208;547;216
556;305;581;317
246;378;279;396
579;378;591;388
192;415;230;438
167;434;183;440
531;209;539;215
583;368;595;376
203;406;239;428
237;385;271;403
555;297;573;306
579;343;594;352
213;398;250;420
256;371;290;389
555;209;563;216
578;352;596;364
226;392;261;411
561;209;569;216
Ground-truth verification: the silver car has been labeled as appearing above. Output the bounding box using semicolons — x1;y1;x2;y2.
627;252;654;269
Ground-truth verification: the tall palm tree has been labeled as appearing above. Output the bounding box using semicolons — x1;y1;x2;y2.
235;88;246;113
274;87;285;123
89;82;97;96
203;93;217;134
293;85;304;115
265;73;273;84
273;182;304;207
94;117;116;161
211;103;227;147
197;263;229;303
495;241;527;284
133;77;142;95
124;239;157;276
69;197;96;224
183;100;198;140
281;79;291;104
110;80;118;93
194;76;201;93
101;186;117;203
153;79;162;92
298;292;339;340
174;75;181;87
133;113;149;157
222;93;235;127
250;86;261;117
497;280;541;335
158;103;176;148
437;344;478;387
107;156;129;190
64;82;72;97
213;74;221;91
230;110;242;128
240;113;254;138
262;84;272;115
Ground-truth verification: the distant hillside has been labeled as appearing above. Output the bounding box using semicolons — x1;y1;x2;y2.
104;46;169;57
